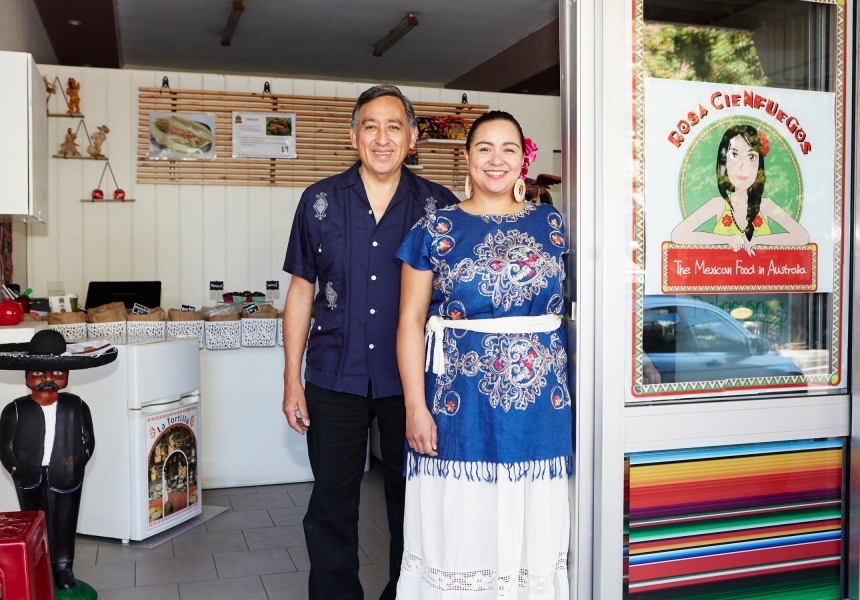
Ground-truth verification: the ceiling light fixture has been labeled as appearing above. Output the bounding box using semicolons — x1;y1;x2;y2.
221;0;245;47
373;12;418;57
67;19;82;26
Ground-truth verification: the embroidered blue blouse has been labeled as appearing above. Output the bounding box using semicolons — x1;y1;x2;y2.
284;162;459;398
395;203;573;470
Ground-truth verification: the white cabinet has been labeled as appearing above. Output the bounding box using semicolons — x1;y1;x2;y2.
0;51;47;221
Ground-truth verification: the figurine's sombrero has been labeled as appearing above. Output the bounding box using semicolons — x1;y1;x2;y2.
0;329;118;371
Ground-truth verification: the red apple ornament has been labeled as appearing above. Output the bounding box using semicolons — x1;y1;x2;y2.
114;189;125;200
0;298;23;326
91;188;104;200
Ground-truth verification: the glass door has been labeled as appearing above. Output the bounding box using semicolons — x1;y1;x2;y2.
563;0;855;597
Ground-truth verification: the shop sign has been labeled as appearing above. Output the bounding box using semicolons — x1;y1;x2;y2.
643;79;836;294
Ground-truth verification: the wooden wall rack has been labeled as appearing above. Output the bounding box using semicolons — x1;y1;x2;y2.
137;87;488;189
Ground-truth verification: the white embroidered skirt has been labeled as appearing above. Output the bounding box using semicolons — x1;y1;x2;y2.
396;457;571;599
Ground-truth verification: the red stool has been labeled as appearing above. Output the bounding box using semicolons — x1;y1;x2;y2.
0;511;55;600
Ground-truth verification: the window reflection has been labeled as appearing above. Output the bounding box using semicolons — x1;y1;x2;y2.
644;296;803;383
638;0;840;393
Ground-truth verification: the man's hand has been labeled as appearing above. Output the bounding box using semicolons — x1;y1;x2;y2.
406;407;437;457
282;276;315;435
283;381;310;434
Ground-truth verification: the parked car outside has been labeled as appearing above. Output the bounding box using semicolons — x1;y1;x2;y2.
643;296;803;383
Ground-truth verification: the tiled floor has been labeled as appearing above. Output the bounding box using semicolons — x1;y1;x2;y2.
73;460;392;599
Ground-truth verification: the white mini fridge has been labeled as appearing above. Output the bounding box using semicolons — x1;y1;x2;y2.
0;337;203;542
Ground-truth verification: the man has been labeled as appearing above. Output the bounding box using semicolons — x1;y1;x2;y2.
0;329;117;590
282;85;458;599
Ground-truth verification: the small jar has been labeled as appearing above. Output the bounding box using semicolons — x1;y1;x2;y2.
14;295;30;314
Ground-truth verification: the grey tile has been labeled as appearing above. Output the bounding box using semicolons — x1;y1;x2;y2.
96;584;180;600
372;516;391;536
135;555;217;586
205;508;273;532
261;571;309;600
287;490;312;507
359;493;389;522
97;538;175;564
257;482;313;494
243;525;305;550
72;561;136;591
214;547;296;578
75;540;99;566
286;546;310;571
203;486;258;498
283;544;369;571
203;495;233;508
231;491;296;512
268;506;306;527
179;575;268;600
172;528;248;557
359;563;391;599
363;464;385;485
358;519;391;564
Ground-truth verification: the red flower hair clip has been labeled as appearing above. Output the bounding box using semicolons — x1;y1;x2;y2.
757;130;770;158
521;137;538;180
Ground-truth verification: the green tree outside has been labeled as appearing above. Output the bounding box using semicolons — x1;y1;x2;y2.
644;24;770;86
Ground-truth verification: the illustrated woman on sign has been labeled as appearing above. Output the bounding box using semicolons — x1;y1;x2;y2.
671;124;809;256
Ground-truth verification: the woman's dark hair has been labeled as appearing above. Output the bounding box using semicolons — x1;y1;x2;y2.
716;124;766;241
465;110;525;151
351;84;417;132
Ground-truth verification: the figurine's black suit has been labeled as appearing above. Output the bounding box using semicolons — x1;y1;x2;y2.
0;392;94;587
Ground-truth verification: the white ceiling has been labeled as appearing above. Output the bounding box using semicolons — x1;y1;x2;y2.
116;0;559;85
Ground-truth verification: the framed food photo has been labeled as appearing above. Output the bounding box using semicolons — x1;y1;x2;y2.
148;113;216;160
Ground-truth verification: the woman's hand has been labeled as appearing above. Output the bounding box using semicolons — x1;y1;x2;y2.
743;236;757;256
727;234;745;252
406;407;438;457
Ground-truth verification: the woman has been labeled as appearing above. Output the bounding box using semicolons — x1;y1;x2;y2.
395;111;572;598
671;124;808;256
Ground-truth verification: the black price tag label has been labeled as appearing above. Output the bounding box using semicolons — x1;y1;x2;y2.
132;303;150;314
266;280;279;290
244;302;260;313
181;305;196;312
209;281;224;290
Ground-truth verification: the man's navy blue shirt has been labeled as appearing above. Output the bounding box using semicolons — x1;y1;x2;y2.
284;162;459;398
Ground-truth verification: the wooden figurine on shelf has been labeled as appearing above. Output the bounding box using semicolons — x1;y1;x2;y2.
65;77;81;116
42;75;57;112
58;127;81;157
87;125;109;158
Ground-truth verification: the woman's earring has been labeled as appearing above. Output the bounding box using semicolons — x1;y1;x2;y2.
514;178;526;202
464;175;473;198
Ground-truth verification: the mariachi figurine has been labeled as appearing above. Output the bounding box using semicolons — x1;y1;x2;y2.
0;330;117;595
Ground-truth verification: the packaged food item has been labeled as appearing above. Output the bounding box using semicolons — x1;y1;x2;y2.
48;311;86;325
404;147;419;165
168;308;203;321
127;307;166;322
445;117;468;140
417;116;447;140
87;302;127;323
241;304;278;319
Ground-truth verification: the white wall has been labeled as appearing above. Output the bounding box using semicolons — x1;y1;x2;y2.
30;65;561;311
0;0;56;64
0;1;54;289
